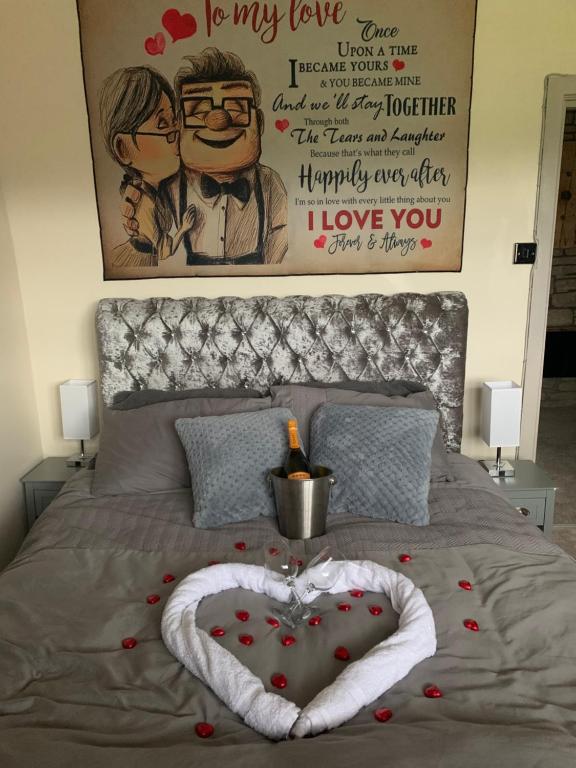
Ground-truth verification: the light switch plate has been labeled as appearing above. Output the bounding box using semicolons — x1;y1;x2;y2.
514;243;537;264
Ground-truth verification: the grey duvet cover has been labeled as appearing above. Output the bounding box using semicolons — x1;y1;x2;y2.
1;455;575;767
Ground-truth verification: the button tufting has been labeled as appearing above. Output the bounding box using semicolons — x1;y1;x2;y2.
98;294;467;452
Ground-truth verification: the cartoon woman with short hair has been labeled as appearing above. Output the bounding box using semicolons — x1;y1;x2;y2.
99;66;195;266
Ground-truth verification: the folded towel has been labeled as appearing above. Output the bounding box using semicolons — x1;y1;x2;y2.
292;560;436;736
161;560;436;740
161;564;300;740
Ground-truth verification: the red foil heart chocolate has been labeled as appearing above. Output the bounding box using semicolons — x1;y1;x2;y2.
271;673;287;689
458;580;473;591
398;554;412;563
281;635;296;647
195;722;214;738
334;646;350;661
308;615;322;626
239;634;254;646
122;637;138;650
368;605;383;616
463;618;479;632
162;573;175;583
235;610;250;622
210;627;226;638
234;541;247;551
146;594;161;605
424;685;443;698
349;589;364;598
338;602;352;612
374;707;393;722
268;547;280;556
266;617;280;628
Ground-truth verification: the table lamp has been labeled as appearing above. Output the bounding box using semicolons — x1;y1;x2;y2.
59;379;99;467
480;381;522;477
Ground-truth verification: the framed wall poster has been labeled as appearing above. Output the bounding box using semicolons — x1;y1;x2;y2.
77;0;477;279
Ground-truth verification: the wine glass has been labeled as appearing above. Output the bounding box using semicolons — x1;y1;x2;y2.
263;540;298;581
297;546;345;610
262;540;304;628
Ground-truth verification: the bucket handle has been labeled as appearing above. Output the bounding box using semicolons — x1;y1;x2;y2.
267;473;337;490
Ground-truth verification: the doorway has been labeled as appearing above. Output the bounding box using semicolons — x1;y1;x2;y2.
523;76;576;555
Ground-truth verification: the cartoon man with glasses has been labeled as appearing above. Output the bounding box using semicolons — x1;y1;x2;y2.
122;48;288;267
99;66;196;266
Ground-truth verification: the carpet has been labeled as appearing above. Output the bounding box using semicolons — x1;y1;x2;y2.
537;404;576;558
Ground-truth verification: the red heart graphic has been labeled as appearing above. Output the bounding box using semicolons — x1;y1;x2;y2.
275;119;290;133
144;32;166;56
314;235;327;249
420;238;433;249
162;8;197;42
392;59;405;71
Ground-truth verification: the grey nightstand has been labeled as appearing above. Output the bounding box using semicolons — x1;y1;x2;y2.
21;457;79;529
488;459;556;538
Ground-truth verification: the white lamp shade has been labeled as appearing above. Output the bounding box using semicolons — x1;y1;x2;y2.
60;379;99;440
481;381;522;448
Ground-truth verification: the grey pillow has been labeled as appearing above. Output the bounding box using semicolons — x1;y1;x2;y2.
112;387;263;410
270;384;452;481
300;380;425;396
93;396;271;496
175;407;294;528
310;404;439;525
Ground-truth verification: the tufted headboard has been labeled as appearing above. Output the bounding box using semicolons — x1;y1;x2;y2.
96;292;468;450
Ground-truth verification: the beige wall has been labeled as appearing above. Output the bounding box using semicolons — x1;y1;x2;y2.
0;181;42;568
2;0;576;473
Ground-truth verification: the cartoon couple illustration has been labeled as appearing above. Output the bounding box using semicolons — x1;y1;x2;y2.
99;47;288;267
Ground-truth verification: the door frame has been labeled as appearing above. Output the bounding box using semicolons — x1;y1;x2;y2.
520;75;576;459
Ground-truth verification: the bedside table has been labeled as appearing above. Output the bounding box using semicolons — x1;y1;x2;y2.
488;459;556;538
21;457;79;529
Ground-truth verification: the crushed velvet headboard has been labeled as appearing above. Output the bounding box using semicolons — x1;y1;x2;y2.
96;292;468;450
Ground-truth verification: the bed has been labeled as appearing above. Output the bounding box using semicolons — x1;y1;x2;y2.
1;292;575;767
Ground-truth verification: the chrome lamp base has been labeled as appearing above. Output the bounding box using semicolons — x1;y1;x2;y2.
66;453;95;468
66;439;95;468
480;459;515;478
481;446;516;478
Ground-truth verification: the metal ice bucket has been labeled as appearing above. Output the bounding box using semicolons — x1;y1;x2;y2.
269;466;336;540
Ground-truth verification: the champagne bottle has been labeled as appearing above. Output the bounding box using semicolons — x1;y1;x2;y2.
284;419;312;480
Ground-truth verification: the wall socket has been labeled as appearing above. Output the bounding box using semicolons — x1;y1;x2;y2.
514;243;537;264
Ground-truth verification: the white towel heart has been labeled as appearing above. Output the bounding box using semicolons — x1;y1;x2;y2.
161;560;436;740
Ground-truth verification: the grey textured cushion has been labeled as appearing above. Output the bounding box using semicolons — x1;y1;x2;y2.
270;384;452;481
93;396;271;496
310;404;439;525
175;408;294;528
